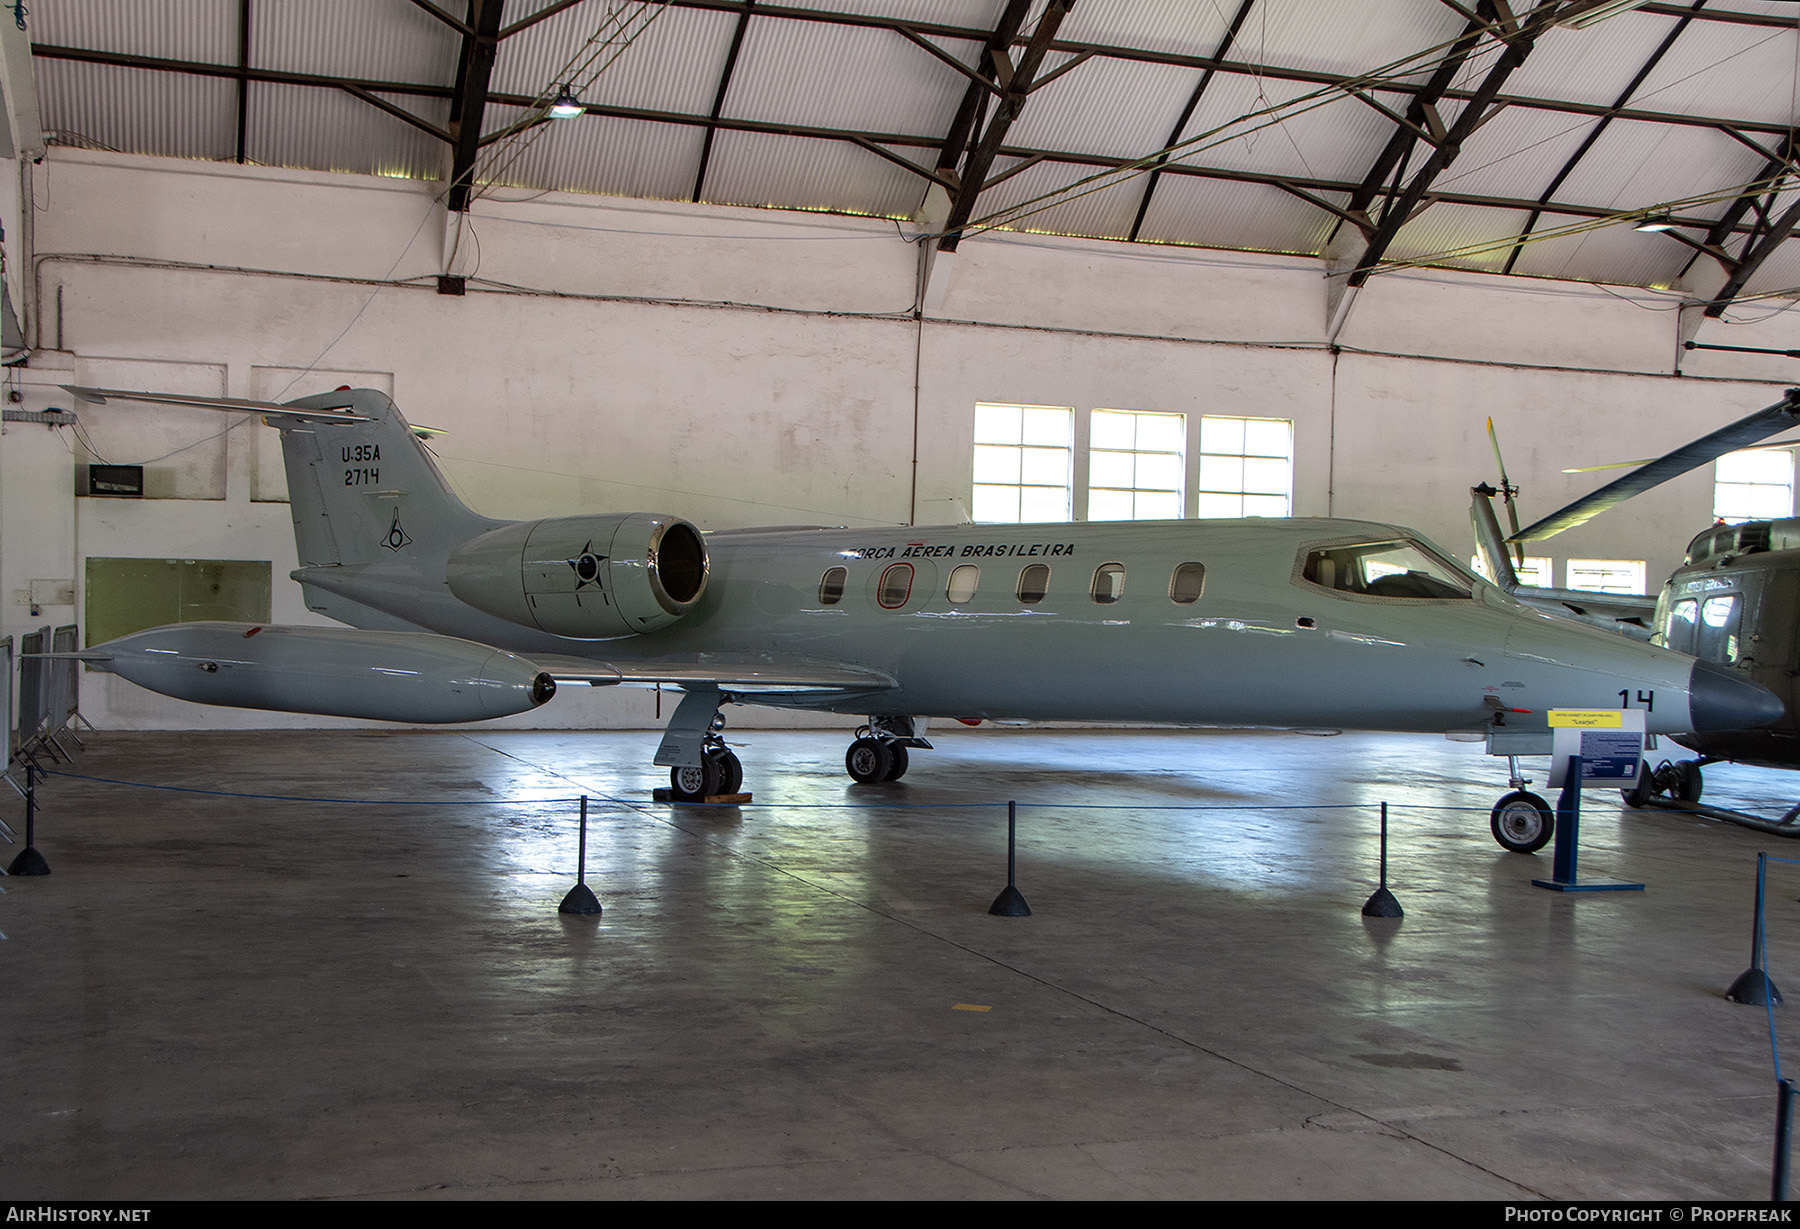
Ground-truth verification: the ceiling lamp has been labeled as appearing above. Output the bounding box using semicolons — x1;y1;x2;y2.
548;85;583;119
1635;213;1676;233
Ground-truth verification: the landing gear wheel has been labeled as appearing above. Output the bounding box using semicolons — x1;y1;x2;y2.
712;748;744;795
846;737;894;785
1676;760;1704;803
669;756;722;803
881;744;909;782
1491;790;1554;854
1621;760;1653;809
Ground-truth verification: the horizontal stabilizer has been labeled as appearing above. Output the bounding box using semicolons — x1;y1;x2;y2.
1511;388;1800;542
61;385;371;423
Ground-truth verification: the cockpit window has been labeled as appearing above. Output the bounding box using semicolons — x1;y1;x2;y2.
1301;540;1473;600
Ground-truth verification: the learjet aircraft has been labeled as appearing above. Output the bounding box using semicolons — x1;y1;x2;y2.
63;388;1783;852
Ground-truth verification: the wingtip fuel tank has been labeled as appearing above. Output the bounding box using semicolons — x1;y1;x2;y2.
87;622;556;723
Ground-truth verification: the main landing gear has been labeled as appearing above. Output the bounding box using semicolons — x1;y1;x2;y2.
846;716;930;785
666;713;744;802
1620;757;1705;808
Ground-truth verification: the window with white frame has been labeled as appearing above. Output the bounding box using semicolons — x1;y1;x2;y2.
972;403;1074;523
1196;416;1293;518
1714;448;1795;523
1088;409;1185;520
1566;559;1646;594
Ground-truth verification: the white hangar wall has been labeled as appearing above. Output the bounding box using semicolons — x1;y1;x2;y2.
5;147;1799;730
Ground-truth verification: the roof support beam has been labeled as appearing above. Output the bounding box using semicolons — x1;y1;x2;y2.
1126;0;1255;243
692;0;754;203
1665;130;1800;347
235;0;251;164
935;0;1075;255
1325;0;1556;344
446;0;505;213
1498;0;1701;276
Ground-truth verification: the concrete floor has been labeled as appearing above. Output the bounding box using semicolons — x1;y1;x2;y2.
4;724;1799;1200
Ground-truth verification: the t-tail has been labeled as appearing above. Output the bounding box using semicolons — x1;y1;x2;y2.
277;389;499;572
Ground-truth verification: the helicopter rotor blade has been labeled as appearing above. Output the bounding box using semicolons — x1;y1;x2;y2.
1487;417;1525;563
1560;434;1800;474
1510;388;1800;543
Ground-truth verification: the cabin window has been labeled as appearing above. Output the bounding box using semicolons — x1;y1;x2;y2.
877;564;914;609
1699;595;1742;663
1091;563;1126;604
1301;540;1472;600
1017;563;1050;605
818;567;847;605
946;564;979;604
1170;562;1205;603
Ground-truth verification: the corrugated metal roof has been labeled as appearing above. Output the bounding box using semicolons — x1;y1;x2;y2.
22;0;1800;304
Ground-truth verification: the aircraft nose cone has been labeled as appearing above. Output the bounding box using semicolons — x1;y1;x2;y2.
1688;659;1786;732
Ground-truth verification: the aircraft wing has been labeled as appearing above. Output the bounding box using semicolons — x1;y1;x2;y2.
529;653;896;695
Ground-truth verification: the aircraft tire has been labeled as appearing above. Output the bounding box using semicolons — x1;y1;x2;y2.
1621;760;1653;809
1491;790;1554;854
882;744;909;782
1676;760;1704;803
670;757;723;802
712;748;744;795
846;737;894;785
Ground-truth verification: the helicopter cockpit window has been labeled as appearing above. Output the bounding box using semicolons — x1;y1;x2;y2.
1663;599;1698;655
1300;540;1473;600
1699;594;1742;664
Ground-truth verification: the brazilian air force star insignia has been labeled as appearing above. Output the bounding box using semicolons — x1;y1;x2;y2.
382;510;412;552
568;544;608;590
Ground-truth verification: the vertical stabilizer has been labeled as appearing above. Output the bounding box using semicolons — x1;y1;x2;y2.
278;389;498;570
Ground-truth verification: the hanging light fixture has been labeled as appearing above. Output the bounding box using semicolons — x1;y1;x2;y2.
1634;213;1676;233
549;85;584;119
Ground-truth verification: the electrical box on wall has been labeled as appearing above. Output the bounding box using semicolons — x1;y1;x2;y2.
87;464;143;497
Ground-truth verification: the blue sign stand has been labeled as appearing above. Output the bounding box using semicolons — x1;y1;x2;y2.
1533;754;1646;893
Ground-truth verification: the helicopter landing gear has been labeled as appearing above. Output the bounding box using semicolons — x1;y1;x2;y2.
845;717;928;785
1619;757;1706;808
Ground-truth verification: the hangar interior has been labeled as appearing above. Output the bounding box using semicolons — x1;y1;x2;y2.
8;0;1800;1201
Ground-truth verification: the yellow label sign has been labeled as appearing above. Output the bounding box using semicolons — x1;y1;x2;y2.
1548;710;1625;728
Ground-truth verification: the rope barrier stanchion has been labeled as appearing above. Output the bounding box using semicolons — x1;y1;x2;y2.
558;794;602;917
7;761;49;876
1361;801;1402;919
1728;851;1783;1006
988;800;1030;917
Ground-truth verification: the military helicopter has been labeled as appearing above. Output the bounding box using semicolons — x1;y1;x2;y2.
1474;388;1800;815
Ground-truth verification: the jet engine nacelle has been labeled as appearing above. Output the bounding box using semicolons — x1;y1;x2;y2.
445;513;709;639
88;622;556;723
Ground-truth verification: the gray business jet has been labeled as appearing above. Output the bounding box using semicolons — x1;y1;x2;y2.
64;388;1782;849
